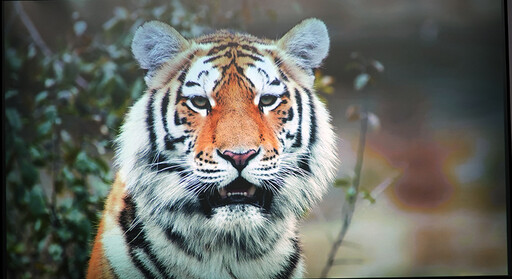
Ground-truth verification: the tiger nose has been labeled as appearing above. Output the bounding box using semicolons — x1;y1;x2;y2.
218;149;258;171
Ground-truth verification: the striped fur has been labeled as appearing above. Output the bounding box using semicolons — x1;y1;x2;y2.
87;18;338;279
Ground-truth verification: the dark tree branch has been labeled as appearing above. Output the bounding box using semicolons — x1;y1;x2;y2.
13;2;89;90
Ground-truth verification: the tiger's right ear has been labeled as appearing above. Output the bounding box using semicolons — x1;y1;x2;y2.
131;21;189;83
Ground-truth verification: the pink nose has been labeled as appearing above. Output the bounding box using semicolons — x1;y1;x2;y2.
220;149;257;171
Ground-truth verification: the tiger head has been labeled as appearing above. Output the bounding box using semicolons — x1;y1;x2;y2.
117;19;337;237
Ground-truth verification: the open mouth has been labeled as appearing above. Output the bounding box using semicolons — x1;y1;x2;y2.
198;177;273;217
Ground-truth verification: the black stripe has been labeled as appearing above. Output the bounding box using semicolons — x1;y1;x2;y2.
119;195;171;279
207;42;238;55
146;93;158;152
270;78;281;86
175;70;187;105
274;56;282;66
291;89;302;148
258;68;269;81
164;134;189;151
285;131;294;140
272;238;301;279
297;154;311;174
296;88;317;175
161;89;171;132
177;70;187;83
185;81;200;87
174;111;182;126
165;224;204;261
161;88;191;151
203;54;224;64
304;88;317;149
279;69;289;82
236;51;263;62
282;86;291;99
146;91;188;162
287;108;294;122
167;199;202;215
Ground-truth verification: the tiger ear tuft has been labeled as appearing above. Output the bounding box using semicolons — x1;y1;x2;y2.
131;21;189;82
278;18;330;70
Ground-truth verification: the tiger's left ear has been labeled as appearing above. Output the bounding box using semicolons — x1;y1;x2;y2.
277;18;330;70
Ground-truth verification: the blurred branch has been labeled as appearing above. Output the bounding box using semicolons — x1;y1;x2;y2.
13;2;51;56
320;107;368;277
321;53;384;277
13;2;89;90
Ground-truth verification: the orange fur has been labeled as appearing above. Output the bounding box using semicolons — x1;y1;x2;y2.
194;63;281;157
86;174;127;279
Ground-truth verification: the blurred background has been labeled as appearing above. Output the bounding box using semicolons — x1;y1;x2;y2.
4;0;509;278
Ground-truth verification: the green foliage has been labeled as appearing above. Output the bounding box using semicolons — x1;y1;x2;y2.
5;1;266;278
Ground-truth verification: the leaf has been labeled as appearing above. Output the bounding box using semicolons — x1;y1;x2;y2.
34;219;42;231
333;178;351;188
360;190;376;204
371;60;385;72
75;151;98;173
130;78;144;99
53;61;64;81
29;146;43;161
103;17;119;31
73;21;87;36
13;242;26;254
6;48;22;70
44;105;58;121
62;166;75;183
48;244;63;261
113;7;129;19
345;105;361;121
28;186;46;216
60;130;72;143
367;112;381;131
27;44;37;59
152;5;167;18
45;78;56;88
5;89;18;100
19;159;39;185
354;73;370;91
57;90;73;102
35;91;49;104
6;108;22;131
334;170;355;189
39;121;53;136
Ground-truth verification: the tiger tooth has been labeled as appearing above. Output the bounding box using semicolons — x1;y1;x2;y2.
248;185;256;197
219;188;227;198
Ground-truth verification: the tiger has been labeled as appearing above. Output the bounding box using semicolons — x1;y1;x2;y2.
87;18;338;279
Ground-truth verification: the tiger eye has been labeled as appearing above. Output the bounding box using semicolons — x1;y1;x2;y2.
259;95;278;107
191;96;209;109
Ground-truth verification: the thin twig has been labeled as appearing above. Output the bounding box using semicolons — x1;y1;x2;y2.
320;101;369;278
13;2;89;90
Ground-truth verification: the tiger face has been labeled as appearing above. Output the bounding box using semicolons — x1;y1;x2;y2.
118;19;337;241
